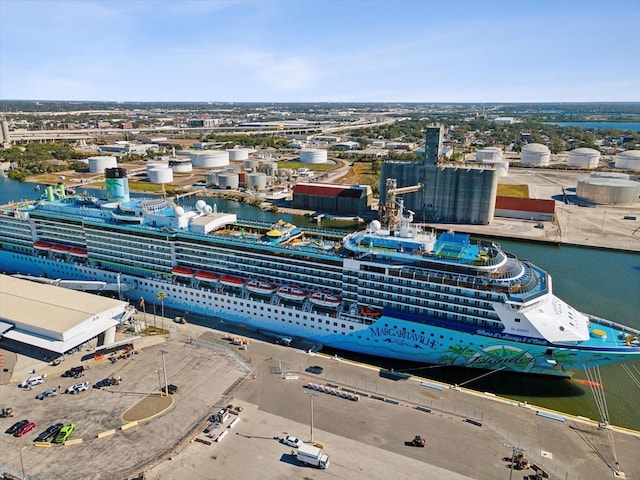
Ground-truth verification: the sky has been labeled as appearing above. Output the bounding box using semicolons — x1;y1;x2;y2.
1;0;639;103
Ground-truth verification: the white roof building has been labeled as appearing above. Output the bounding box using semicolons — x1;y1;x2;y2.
0;275;130;355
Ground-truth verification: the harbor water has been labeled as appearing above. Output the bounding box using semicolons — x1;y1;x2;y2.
1;176;639;430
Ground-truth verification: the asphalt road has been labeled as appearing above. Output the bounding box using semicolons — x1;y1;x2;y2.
2;320;639;480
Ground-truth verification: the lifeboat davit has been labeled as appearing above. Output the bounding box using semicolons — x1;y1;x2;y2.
195;271;220;282
33;241;53;250
277;285;308;301
310;291;342;308
172;266;195;277
246;280;277;295
220;275;245;287
69;247;88;257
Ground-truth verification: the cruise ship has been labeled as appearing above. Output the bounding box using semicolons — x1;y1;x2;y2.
1;168;639;377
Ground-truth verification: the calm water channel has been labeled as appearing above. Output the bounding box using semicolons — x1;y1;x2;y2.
1;176;639;430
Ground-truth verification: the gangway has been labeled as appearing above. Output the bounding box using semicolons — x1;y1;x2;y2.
12;274;129;292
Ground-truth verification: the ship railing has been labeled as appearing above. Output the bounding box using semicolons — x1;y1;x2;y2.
397;267;524;295
588;314;640;337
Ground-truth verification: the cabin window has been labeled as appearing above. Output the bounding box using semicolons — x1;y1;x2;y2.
515;318;521;323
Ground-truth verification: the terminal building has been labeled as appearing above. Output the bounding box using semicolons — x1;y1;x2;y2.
0;275;132;359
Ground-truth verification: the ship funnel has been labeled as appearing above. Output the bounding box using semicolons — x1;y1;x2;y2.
45;185;55;201
57;183;66;199
105;167;130;203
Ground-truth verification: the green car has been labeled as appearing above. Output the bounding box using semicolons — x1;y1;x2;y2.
53;423;75;444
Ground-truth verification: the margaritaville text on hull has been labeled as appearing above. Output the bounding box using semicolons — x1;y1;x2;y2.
1;168;639;377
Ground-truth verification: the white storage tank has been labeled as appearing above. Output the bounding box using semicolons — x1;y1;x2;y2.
577;175;640;205
228;148;249;161
243;159;260;171
206;170;224;187
475;147;503;162
181;150;229;168
147;167;174;184
247;172;267;190
521;143;550;167
614;150;640;170
568;147;600;169
260;161;278;176
169;158;193;173
146;162;167;175
300;148;328;164
482;159;509;177
88;156;118;173
218;172;239;189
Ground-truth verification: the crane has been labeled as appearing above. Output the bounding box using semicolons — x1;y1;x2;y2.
380;178;422;231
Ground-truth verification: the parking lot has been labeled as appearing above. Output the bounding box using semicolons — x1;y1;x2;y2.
2;320;640;480
0;328;252;480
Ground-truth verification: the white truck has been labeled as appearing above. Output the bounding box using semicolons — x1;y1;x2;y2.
296;443;329;469
19;374;46;388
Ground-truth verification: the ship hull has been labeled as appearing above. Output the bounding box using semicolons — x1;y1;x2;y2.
3;250;637;378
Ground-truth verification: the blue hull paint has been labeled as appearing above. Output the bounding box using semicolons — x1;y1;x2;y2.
3;250;636;377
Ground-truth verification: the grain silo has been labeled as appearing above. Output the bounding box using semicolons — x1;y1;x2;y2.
475;147;503;162
228;148;249;161
577;173;639;205
247;172;267;190
147;166;174;184
521;143;550;166
169;157;193;173
614;150;640;170
88;156;118;173
568;147;600;169
218;172;239;189
300;148;328;164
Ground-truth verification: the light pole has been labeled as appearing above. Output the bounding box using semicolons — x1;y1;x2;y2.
159;349;169;396
20;446;26;480
305;391;318;444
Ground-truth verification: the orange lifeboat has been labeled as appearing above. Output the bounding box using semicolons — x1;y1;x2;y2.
195;271;220;282
172;266;195;277
220;275;245;287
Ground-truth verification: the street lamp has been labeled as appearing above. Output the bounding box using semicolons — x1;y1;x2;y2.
508;445;523;480
305;391;319;444
159;349;169;396
20;446;26;480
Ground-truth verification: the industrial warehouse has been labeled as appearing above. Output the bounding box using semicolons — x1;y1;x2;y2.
0;274;132;359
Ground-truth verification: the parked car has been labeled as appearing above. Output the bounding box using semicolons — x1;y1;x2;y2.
305;365;324;374
6;419;29;435
281;435;303;448
53;423;75;444
65;381;89;394
62;366;85;378
18;374;46;388
34;423;63;442
93;377;119;389
14;422;36;437
410;435;426;447
35;388;58;400
159;384;178;395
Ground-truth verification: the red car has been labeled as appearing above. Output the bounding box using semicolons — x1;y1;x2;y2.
14;422;36;437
